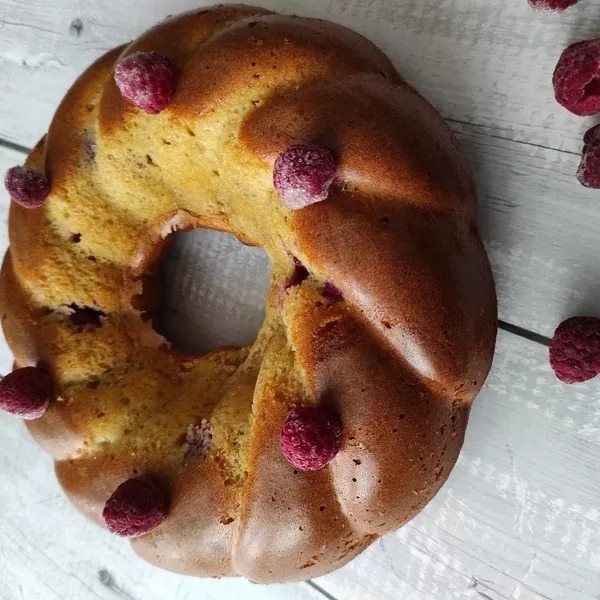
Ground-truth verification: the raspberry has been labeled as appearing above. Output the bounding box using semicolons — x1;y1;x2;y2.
273;145;337;210
4;166;50;209
529;0;579;11
0;367;53;419
285;257;309;289
553;38;600;116
185;420;212;459
114;51;176;115
577;124;600;188
280;404;342;471
549;317;600;383
102;475;169;537
322;282;343;302
68;304;104;330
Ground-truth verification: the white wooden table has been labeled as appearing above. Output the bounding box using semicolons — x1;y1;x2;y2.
1;1;600;599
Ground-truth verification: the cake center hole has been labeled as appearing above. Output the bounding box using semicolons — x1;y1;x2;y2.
158;228;271;355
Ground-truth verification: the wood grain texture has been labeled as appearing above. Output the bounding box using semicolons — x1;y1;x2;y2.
315;329;600;600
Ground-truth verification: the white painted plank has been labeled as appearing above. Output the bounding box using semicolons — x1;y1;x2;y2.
0;0;598;154
459;123;600;339
0;146;21;375
315;328;600;600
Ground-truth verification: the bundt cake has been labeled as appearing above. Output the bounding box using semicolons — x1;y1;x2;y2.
0;4;497;583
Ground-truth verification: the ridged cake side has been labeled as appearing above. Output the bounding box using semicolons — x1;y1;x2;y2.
0;5;496;583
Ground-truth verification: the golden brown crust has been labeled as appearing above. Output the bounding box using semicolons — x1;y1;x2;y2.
133;459;240;577
0;5;496;583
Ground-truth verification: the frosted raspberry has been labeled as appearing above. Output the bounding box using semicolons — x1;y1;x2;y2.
0;367;53;419
529;0;579;11
273;145;337;209
285;257;309;289
4;166;50;208
322;282;343;302
549;317;600;383
185;420;212;459
103;475;168;537
114;51;176;115
577;124;600;188
280;404;342;471
553;38;600;116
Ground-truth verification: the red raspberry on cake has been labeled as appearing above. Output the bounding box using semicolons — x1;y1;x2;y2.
549;317;600;383
280;404;342;470
0;366;53;419
103;474;169;537
274;144;337;209
553;38;600;116
577;124;600;188
114;51;176;114
529;0;579;11
285;257;310;289
4;166;50;209
322;282;343;303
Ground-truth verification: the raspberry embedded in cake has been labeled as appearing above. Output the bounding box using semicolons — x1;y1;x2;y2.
280;404;342;470
102;474;169;537
68;304;105;330
577;124;600;188
553;38;600;116
114;51;176;115
322;282;343;302
0;366;53;419
285;257;310;289
549;316;600;383
4;166;50;209
273;144;337;209
529;0;579;11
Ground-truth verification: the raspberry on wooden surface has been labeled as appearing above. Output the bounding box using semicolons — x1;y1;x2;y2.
273;145;337;209
577;124;600;188
0;367;53;419
102;475;169;537
4;166;50;208
529;0;579;11
114;51;176;114
553;38;600;116
549;317;600;383
280;404;342;471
